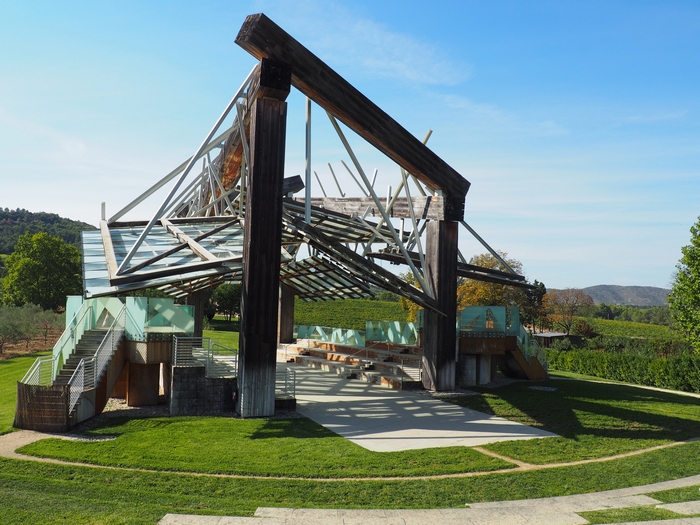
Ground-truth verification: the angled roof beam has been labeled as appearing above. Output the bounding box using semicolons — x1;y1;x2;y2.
235;13;470;220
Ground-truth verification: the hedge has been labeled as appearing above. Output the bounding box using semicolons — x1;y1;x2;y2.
545;349;700;394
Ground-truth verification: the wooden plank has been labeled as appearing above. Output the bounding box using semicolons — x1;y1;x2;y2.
238;65;291;418
235;14;469;219
100;220;119;280
161;219;218;262
368;251;532;287
293;196;444;220
422;221;458;391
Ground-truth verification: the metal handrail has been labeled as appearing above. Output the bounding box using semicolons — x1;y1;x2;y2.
52;302;93;380
68;359;85;414
92;305;126;387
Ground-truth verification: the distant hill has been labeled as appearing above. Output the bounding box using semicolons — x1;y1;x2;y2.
582;285;670;306
0;208;97;254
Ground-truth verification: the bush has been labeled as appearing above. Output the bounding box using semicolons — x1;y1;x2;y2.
545;348;700;393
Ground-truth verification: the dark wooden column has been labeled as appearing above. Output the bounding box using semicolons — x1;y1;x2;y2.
422;220;458;391
186;290;205;338
278;284;295;345
238;59;291;418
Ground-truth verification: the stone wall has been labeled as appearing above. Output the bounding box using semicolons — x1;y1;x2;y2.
170;365;236;415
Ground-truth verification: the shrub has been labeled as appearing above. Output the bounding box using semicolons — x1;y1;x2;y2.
545;348;700;393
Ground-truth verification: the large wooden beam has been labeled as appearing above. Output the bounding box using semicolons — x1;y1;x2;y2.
293;196;445;220
422;221;458;391
235;14;469;220
238;58;291;418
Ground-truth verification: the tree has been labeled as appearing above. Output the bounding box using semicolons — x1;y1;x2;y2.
398;272;422;322
212;283;242;321
2;232;82;311
457;252;527;309
669;216;700;352
0;306;24;353
37;309;64;344
546;288;595;335
521;279;549;333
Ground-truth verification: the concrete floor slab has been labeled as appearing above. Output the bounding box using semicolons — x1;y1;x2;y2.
657;501;700;515
285;362;556;452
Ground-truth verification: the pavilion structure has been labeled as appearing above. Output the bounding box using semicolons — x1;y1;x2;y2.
83;14;530;417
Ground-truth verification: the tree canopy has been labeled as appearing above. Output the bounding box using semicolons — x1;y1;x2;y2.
669;216;700;352
0;208;95;254
212;283;242;321
457;252;526;309
2;232;82;310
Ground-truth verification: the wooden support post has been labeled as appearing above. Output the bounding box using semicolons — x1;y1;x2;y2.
278;284;295;345
422;220;458;391
238;58;291;418
186;290;205;338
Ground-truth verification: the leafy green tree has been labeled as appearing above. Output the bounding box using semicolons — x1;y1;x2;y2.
212;283;242;321
2;232;82;310
669;216;700;352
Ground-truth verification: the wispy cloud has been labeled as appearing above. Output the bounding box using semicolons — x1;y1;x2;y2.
441;94;569;137
620;110;688;124
0;108;87;157
251;0;470;86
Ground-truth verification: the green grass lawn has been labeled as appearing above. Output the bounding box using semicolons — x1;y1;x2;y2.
294;298;408;330
5;351;700;523
444;377;700;464
579;484;700;524
19;416;511;477
3;442;700;524
203;329;238;351
0;352;49;435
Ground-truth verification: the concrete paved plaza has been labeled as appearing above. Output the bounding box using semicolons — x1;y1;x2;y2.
287;362;556;452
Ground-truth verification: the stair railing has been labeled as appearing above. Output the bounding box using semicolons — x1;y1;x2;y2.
20;354;57;386
68;360;85;414
66;305;126;415
20;302;93;386
92;305;126;388
52;302;94;380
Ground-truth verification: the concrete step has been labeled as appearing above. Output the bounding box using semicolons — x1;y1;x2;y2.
294;354;421;390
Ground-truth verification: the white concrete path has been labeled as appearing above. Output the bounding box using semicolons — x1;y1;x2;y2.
287;362;556;452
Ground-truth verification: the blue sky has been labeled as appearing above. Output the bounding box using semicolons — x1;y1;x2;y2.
1;0;698;290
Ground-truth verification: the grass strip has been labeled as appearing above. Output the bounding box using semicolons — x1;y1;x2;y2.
648;484;700;503
578;505;687;524
3;441;700;523
447;377;700;464
19;416;512;477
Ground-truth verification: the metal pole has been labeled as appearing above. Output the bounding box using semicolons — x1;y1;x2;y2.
305;97;312;223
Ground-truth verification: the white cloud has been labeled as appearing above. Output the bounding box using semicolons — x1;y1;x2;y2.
251;0;470;86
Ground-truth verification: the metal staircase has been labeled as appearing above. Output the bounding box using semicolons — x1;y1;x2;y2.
15;299;126;432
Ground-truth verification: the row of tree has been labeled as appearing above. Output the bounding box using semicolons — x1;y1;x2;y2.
591;304;672;326
0;304;64;353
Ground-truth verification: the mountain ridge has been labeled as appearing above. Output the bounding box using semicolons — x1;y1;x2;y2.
581;285;669;306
